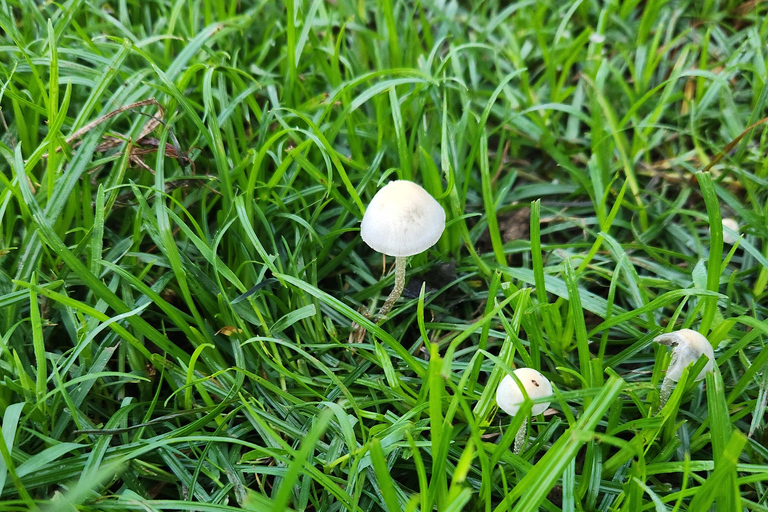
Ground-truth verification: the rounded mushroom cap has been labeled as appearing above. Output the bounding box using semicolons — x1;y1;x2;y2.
360;180;446;257
653;328;715;382
721;218;739;244
496;368;553;416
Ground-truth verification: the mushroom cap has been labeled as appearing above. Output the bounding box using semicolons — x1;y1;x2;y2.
721;218;739;244
654;328;715;382
360;180;446;257
496;368;553;416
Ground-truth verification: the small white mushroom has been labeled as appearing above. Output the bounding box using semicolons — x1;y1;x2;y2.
654;328;715;406
495;368;552;453
360;180;446;317
496;368;553;415
654;329;715;381
721;218;739;244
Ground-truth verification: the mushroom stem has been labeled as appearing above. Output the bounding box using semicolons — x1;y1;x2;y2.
377;256;407;317
513;418;528;455
659;376;674;409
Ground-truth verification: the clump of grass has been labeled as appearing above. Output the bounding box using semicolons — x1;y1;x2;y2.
1;0;767;510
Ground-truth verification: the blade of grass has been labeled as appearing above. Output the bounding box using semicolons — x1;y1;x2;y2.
695;171;722;334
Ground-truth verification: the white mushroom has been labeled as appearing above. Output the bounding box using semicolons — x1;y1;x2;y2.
721;218;739;245
654;329;715;406
709;218;740;244
360;180;446;317
495;368;552;453
496;368;552;415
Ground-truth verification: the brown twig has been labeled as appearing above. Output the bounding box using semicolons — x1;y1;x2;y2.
43;99;164;157
700;115;768;175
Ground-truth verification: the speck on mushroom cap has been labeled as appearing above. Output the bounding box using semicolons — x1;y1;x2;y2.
495;368;552;416
653;328;715;382
360;180;446;257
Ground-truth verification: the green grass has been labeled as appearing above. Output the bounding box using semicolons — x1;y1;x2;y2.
1;0;768;510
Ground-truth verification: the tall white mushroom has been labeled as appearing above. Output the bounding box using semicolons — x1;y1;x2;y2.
654;329;715;407
360;180;446;317
496;368;552;454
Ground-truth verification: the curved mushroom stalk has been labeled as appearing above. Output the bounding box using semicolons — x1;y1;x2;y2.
659;377;675;408
377;256;406;317
513;418;528;455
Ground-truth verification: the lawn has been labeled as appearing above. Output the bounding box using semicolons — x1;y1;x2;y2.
1;0;768;510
